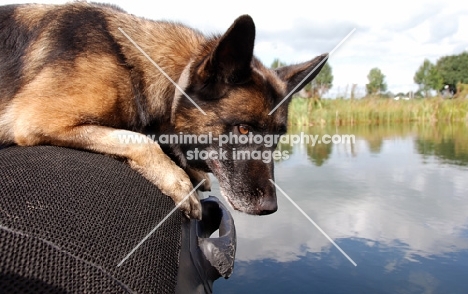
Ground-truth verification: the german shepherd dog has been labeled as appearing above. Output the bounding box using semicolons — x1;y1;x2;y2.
0;2;327;219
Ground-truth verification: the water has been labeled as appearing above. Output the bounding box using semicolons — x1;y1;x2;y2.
212;123;468;293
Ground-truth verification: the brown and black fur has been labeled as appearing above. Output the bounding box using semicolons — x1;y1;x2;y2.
0;2;328;219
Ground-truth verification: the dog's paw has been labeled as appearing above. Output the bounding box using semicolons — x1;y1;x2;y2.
128;154;202;219
171;175;202;220
186;167;211;192
198;173;211;192
154;166;202;219
199;177;211;192
154;169;202;219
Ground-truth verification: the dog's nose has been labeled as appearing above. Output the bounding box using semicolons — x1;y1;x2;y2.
258;196;278;215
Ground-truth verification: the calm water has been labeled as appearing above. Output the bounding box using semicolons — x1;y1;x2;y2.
212;123;468;294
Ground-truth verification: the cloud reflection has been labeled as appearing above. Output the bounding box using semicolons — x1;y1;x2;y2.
209;129;468;264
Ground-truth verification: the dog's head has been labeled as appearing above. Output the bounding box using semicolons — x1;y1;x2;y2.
171;15;328;215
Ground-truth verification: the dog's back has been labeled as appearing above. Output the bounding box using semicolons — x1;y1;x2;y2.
0;2;220;219
0;3;205;145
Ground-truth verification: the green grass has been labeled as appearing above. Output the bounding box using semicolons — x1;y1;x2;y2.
288;97;468;126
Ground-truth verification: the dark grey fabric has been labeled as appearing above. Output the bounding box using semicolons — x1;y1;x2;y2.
0;146;182;293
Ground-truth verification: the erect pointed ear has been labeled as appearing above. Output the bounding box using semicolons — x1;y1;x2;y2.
275;53;329;94
203;15;255;85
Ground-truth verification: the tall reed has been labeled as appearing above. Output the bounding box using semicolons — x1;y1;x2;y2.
288;97;468;126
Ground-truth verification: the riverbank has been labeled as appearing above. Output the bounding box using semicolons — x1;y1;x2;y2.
288;97;468;126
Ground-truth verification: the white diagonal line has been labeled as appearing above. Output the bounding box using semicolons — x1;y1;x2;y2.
268;55;329;115
269;28;356;115
117;179;206;267
118;28;206;115
270;179;357;267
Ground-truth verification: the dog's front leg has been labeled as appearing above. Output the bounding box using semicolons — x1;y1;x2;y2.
185;167;211;192
14;126;202;219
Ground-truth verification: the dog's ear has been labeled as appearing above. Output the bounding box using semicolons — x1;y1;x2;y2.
192;15;255;100
275;53;329;94
209;14;255;84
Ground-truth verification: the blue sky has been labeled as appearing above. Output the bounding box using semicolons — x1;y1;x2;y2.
7;0;468;97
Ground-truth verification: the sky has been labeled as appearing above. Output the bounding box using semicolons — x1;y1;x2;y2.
7;0;468;97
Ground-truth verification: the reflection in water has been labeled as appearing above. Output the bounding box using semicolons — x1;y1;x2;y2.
213;123;468;293
306;142;332;166
418;138;468;166
416;124;468;166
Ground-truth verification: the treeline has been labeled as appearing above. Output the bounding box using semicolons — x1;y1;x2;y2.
414;52;468;98
272;51;468;99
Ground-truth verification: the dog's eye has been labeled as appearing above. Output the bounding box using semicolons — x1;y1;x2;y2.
238;125;250;135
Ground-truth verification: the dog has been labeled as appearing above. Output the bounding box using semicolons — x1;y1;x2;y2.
0;2;328;219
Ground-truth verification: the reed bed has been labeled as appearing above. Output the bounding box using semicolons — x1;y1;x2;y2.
288;97;468;126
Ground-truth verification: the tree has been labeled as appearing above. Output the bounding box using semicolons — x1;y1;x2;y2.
302;62;333;99
414;59;443;97
366;67;387;96
436;52;468;95
271;58;286;69
271;59;333;99
310;62;333;98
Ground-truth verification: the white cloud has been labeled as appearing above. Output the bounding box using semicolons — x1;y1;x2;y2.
429;15;459;42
